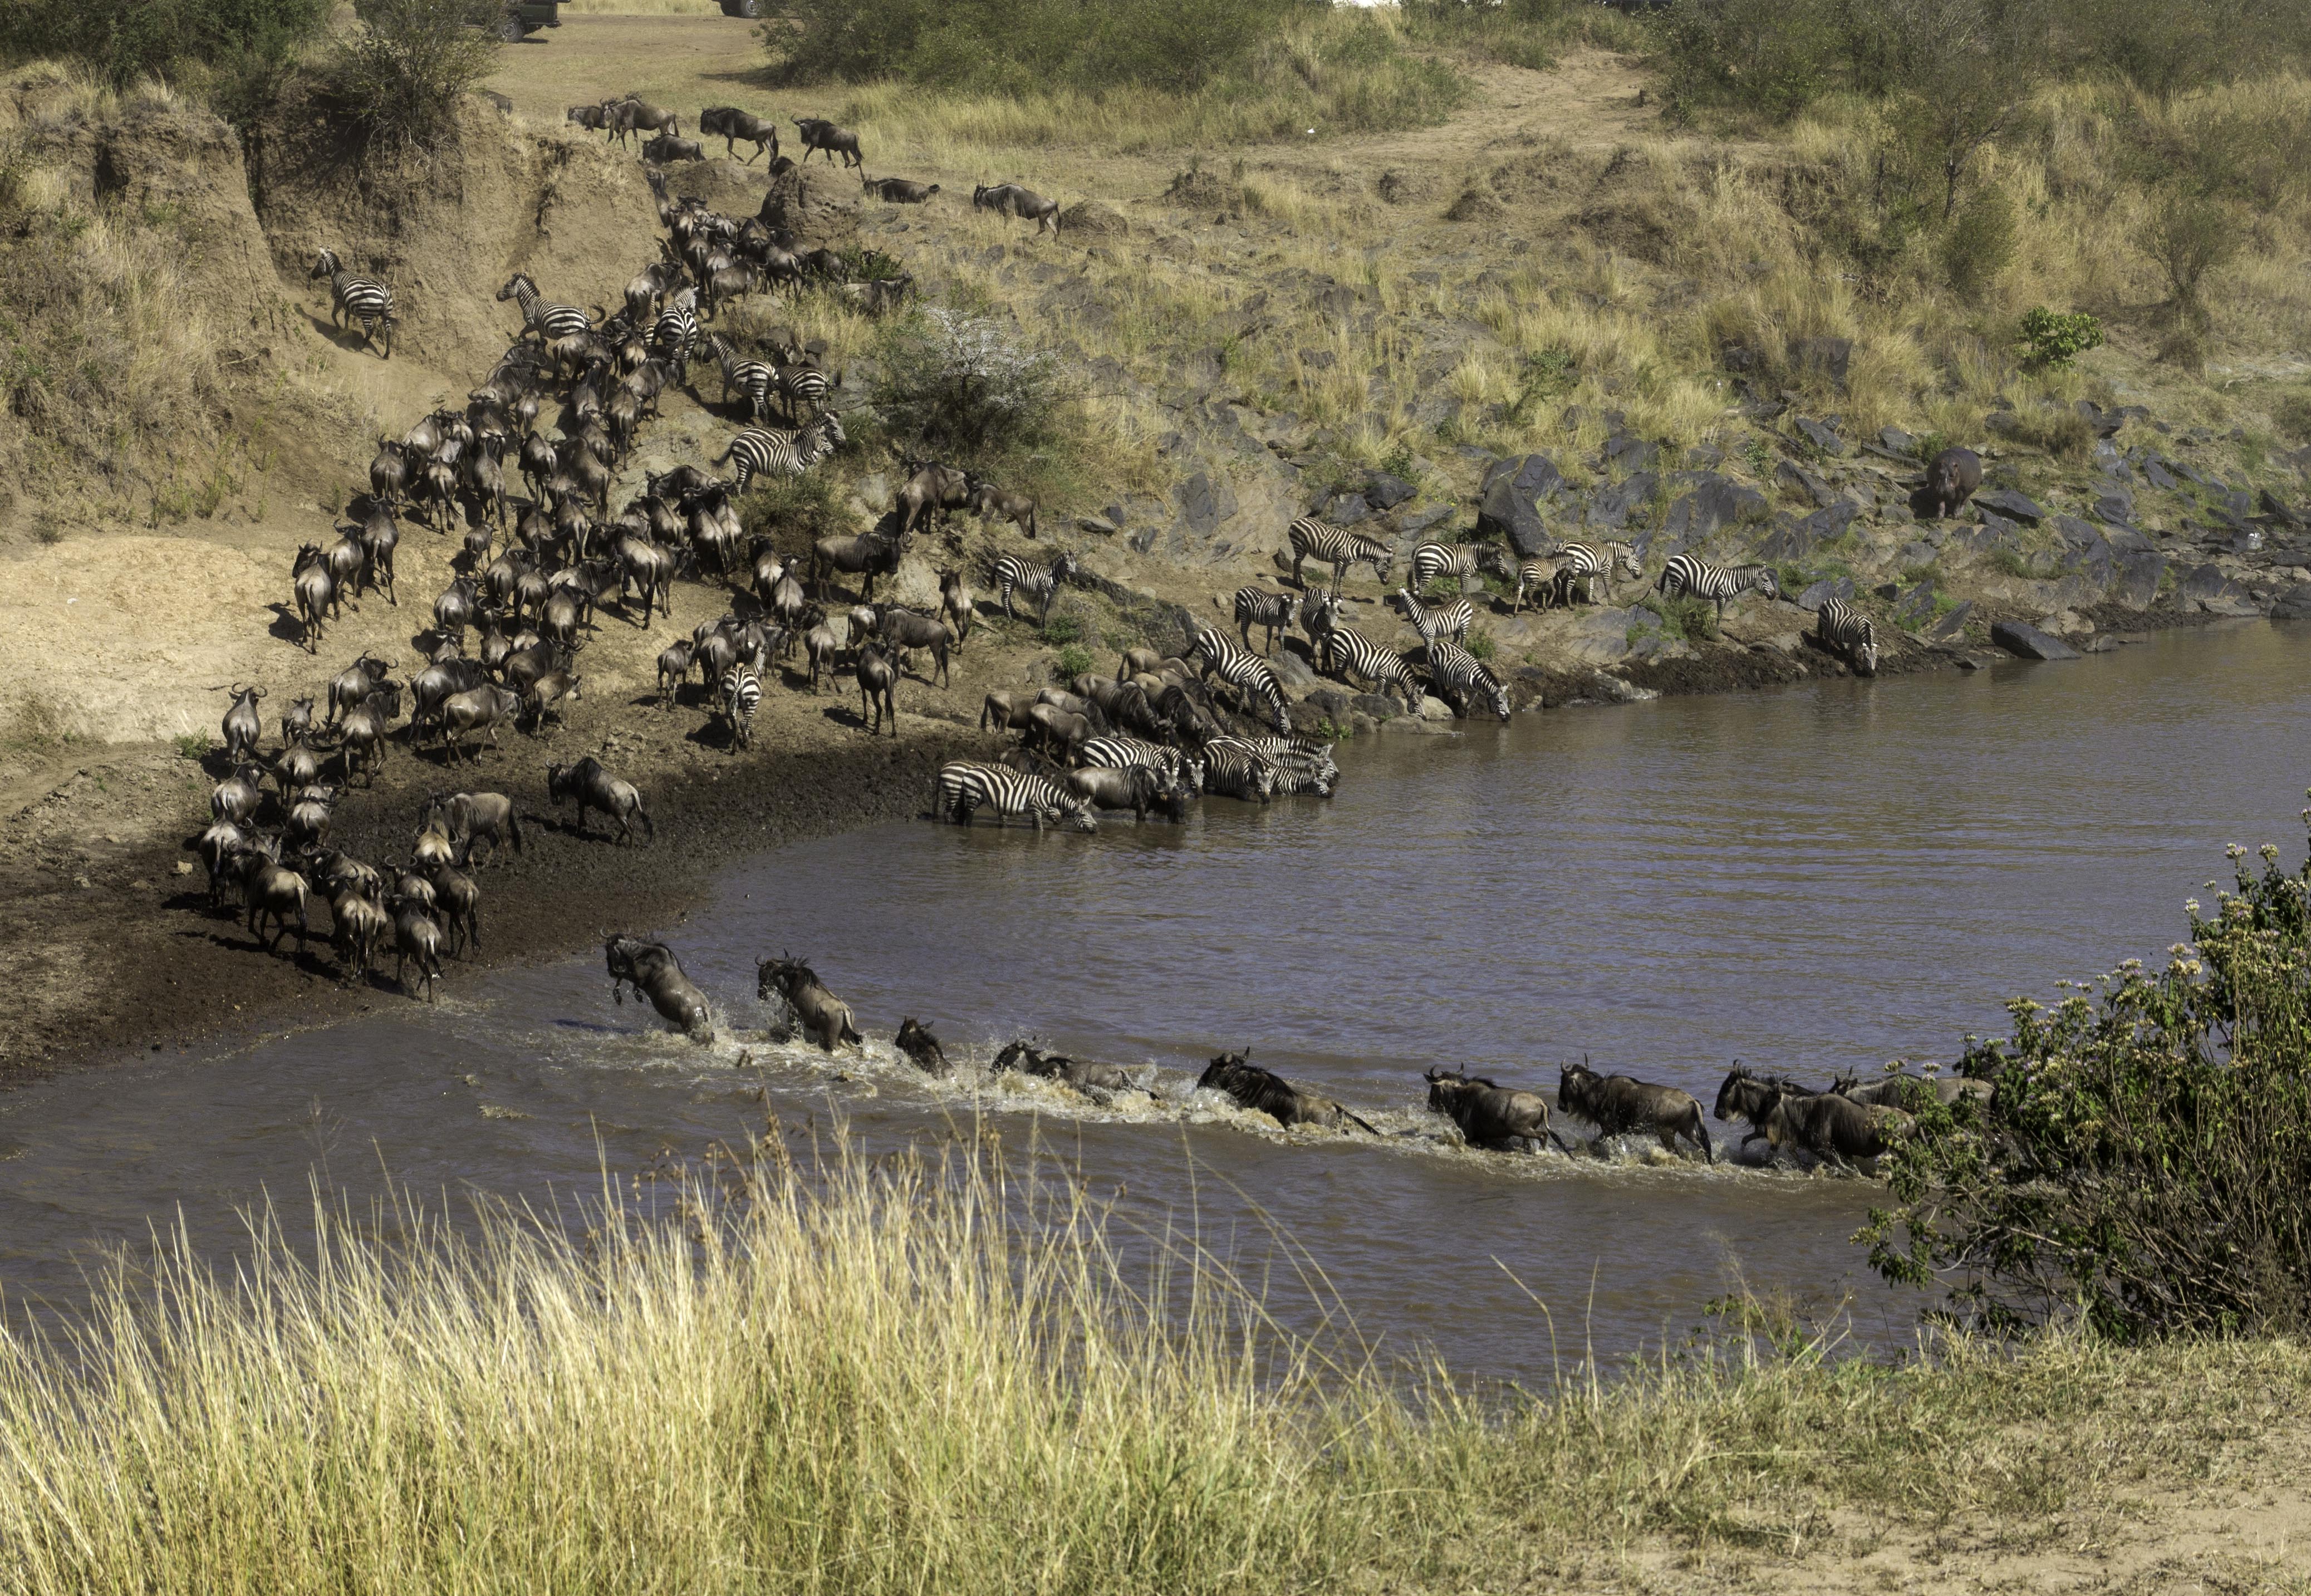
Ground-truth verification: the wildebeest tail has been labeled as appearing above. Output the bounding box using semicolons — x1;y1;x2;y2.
1342;1107;1381;1137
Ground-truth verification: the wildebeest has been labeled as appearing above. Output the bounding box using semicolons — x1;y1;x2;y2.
856;641;899;735
291;545;335;652
979;690;1036;733
211;764;266;825
428;862;481;957
234;847;310;956
425;790;524;866
606;934;713;1041
609;97;681;146
755;953;863;1052
877;608;952;686
992;1040;1153;1099
327;887;389;984
390;896;446;1001
972;183;1061;235
1922;446;1983;520
968;479;1038;540
640;133;705;164
1754;1079;1911;1168
1831;1070;1993;1110
215;682;268;762
939;567;974;645
436;685;524;764
1065;763;1188;823
1713;1062;1827;1152
1425;1066;1571;1153
1196;1052;1377;1133
700;105;779;163
809;530;905;602
895;462;972;538
1557;1061;1713;1162
793;116;863;168
893;1016;951;1075
864;175;940;203
548;757;654;844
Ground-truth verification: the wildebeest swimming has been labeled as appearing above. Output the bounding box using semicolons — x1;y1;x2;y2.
1558;1060;1713;1163
605;934;713;1042
755;953;864;1052
992;1039;1154;1099
1425;1066;1569;1153
1198;1051;1377;1134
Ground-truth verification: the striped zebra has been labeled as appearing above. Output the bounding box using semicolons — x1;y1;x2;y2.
1189;627;1292;734
1210;734;1337;797
308;249;396;359
497;272;596;344
1510;558;1560;616
720;662;762;750
1316;623;1422;710
1407;541;1507;592
1080;735;1204;792
934;761;1098;833
1656;554;1782;618
776;362;832;422
1391;587;1474;647
1425;637;1512;722
1287;517;1395;595
1199;742;1278;803
1553;540;1643;606
993;552;1079;623
1814;596;1880;676
715;413;846;492
650;294;700;375
706;333;774;420
1231;586;1298;655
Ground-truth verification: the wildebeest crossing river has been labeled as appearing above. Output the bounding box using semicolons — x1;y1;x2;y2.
5;622;2308;1377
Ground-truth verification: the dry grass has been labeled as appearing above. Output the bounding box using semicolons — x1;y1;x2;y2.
2;1130;2308;1594
556;0;725;12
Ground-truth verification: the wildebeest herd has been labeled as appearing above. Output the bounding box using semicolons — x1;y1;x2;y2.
593;934;1975;1173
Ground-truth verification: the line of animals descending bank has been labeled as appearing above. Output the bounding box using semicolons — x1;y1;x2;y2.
598;935;1987;1176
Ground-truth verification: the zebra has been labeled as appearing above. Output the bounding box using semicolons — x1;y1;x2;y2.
1407;540;1507;593
933;762;1098;833
1287;517;1395;595
715;414;846;492
1231;586;1298;655
775;362;832;423
1189;627;1292;734
1315;622;1422;711
1199;742;1278;803
1391;587;1474;647
650;293;700;375
496;272;595;345
1656;554;1782;618
1814;596;1880;676
1510;558;1560;616
720;661;761;750
1080;735;1204;792
993;552;1079;623
1552;541;1644;606
705;333;774;420
308;249;395;359
1425;638;1512;722
1210;734;1337;797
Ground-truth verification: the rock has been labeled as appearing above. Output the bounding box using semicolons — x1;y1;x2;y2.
1077;514;1119;536
2182;562;2260;615
1589;672;1660;704
2146;460;2178;491
1797;576;1856;611
2271;582;2311;620
1793;417;1849;456
1604;435;1661;472
173;860;194;876
1789;336;1853;387
2116;552;2168;607
1661;473;1768;547
1400;503;1455;537
1476;454;1564;559
1417;694;1456;720
1584;472;1656;531
1892;582;1938;628
1320;491;1371;525
1927;600;1974;641
1176;472;1238;536
1059;199;1127;237
1365;472;1416;510
1989;620;2081;661
1775;459;1837;508
1350;693;1405;722
1272;649;1319;693
1975;488;2046;524
1879;427;1916;454
1562;606;1637;664
757;165;861;247
2260;488;2305;530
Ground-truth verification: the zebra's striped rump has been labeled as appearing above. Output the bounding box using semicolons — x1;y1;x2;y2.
1407;541;1504;592
1426;637;1512;721
1316;623;1421;709
935;761;1097;832
1392;587;1474;647
720;662;761;750
717;413;845;491
994;552;1078;622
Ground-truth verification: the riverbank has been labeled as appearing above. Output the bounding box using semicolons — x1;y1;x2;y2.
3;1135;2307;1595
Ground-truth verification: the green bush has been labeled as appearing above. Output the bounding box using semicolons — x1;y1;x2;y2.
1400;0;1569;71
739;469;848;563
1939;186;2015;302
1864;821;2311;1338
1658;0;1844;121
1040;614;1084;646
872;305;1071;467
1463;625;1497;662
0;0;330;87
2146;190;2242;327
1053;642;1095;679
2017;306;2105;369
174;732;213;760
325;0;501;151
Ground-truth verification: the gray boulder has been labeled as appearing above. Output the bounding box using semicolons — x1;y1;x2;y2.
1989;620;2081;661
1662;473;1768;546
1977;488;2046;523
1794;417;1848;456
1365;472;1416;510
1797;576;1856;611
2116;552;2168;607
1476;454;1564;559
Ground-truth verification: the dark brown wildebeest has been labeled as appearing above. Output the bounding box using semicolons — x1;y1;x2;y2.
607;934;713;1041
809;529;905;603
1065;763;1188;823
992;1040;1154;1099
391;896;446;1001
856;640;899;735
968;478;1038;540
972;182;1061;235
700;105;779;163
756;953;864;1052
1922;446;1982;520
877;607;953;687
548;756;654;844
1426;1066;1571;1153
1754;1079;1910;1169
895;461;973;538
894;1016;950;1075
793;116;862;168
939;567;974;645
234;847;310;956
980;690;1037;733
1558;1060;1713;1162
864;174;940;203
425;790;523;866
1197;1052;1377;1133
1712;1062;1834;1153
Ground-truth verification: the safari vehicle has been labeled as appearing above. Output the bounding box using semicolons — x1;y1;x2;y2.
490;0;561;41
719;0;762;16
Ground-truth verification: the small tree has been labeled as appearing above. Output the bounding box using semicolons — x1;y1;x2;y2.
872;306;1068;461
2147;189;2241;328
326;0;501;151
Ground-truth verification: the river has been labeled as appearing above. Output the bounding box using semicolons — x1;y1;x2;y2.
5;620;2307;1379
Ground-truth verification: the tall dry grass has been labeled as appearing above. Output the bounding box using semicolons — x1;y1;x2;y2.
4;1131;2311;1593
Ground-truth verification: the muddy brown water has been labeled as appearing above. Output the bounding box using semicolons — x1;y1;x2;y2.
6;623;2308;1379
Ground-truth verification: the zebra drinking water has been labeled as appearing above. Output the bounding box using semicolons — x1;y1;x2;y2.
1425;637;1512;721
715;414;846;491
1231;586;1298;655
1189;627;1292;733
993;551;1078;623
497;272;596;345
934;762;1098;833
1287;517;1395;595
309;249;396;359
1814;596;1880;675
1656;554;1781;618
1079;735;1204;792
